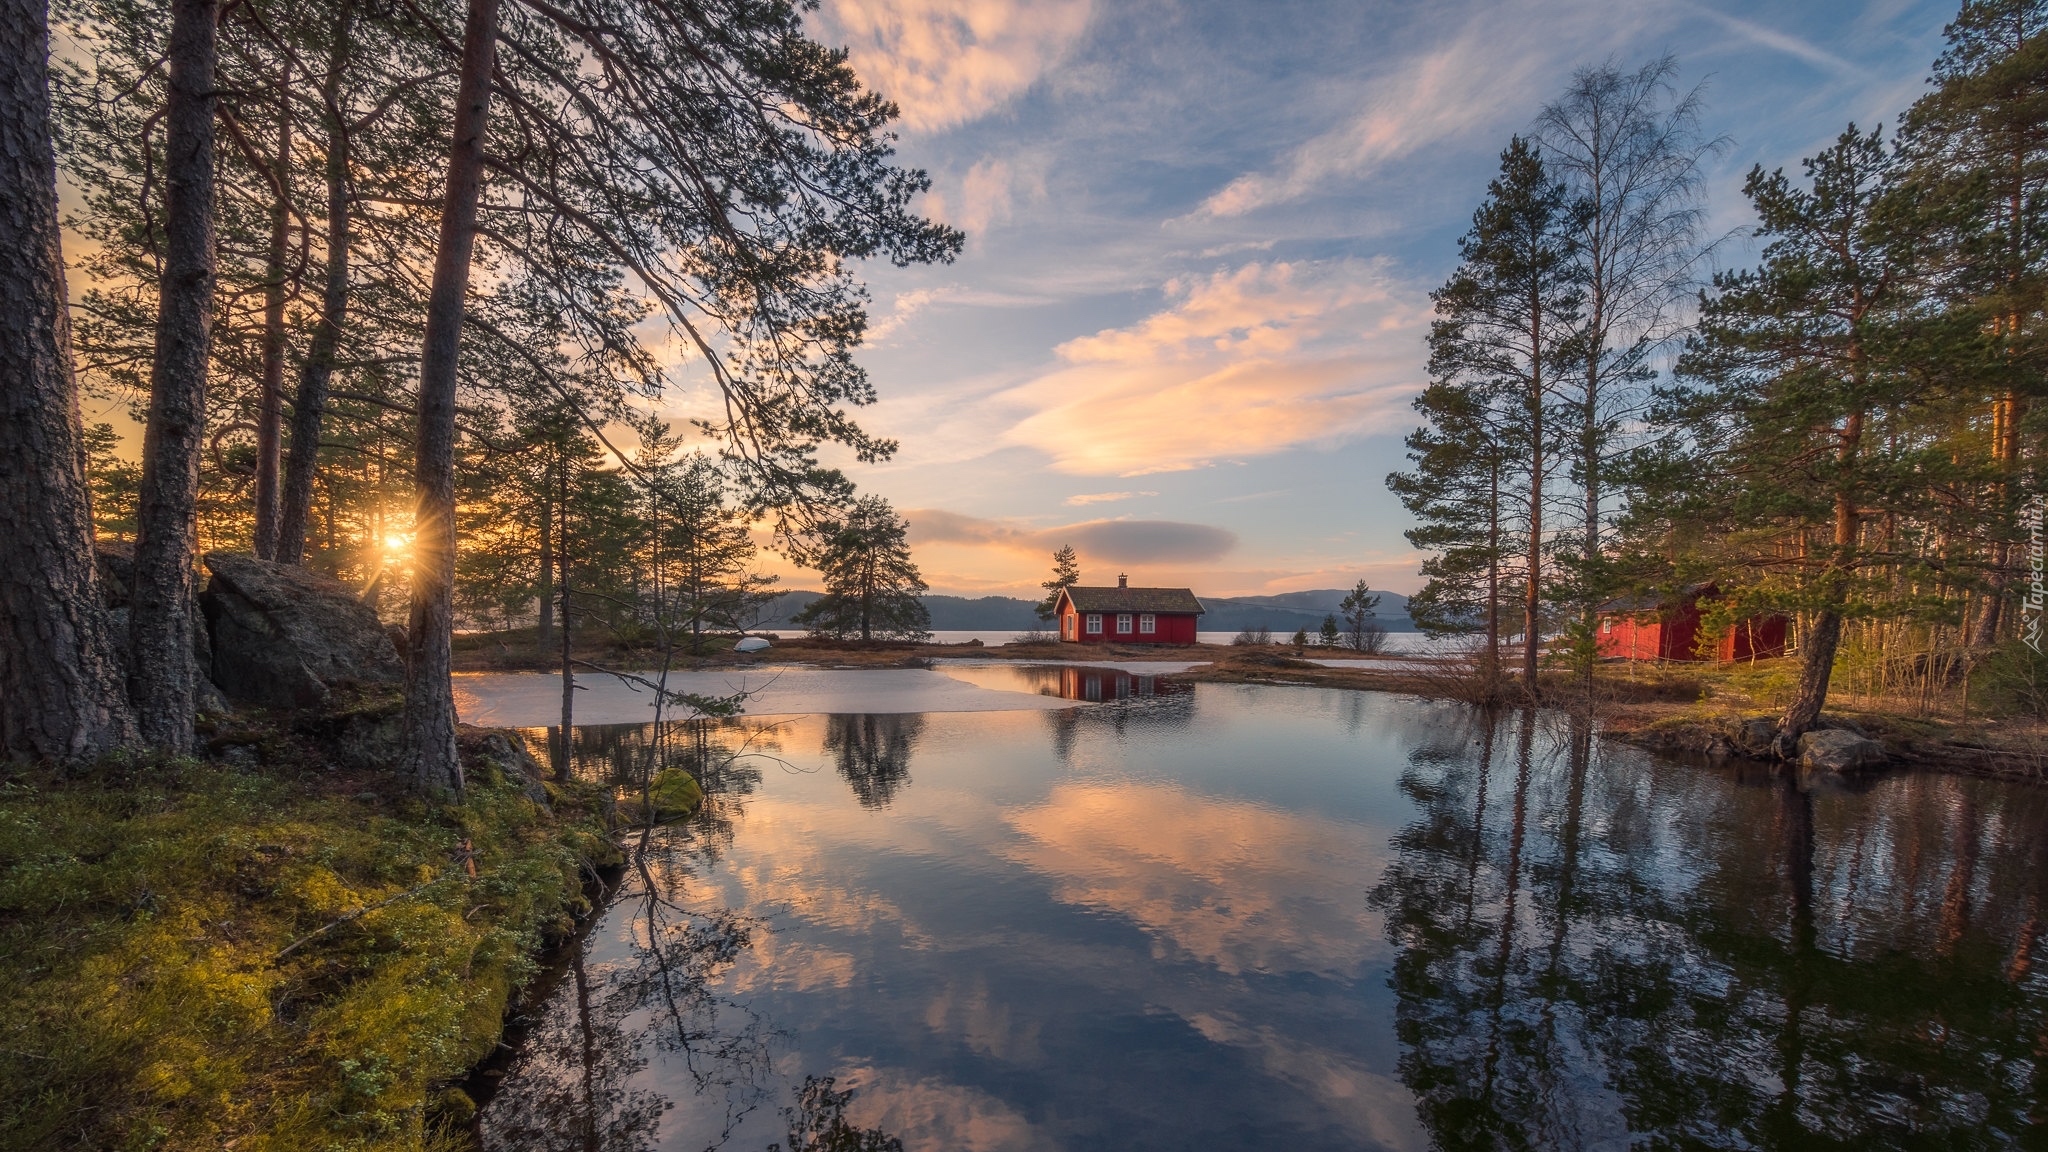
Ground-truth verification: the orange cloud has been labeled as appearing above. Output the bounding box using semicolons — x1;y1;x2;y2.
1000;781;1389;978
821;0;1092;134
999;260;1426;476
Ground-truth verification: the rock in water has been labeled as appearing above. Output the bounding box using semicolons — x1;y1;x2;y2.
1797;729;1888;773
200;552;404;708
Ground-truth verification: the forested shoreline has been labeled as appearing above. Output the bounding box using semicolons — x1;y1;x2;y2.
1392;8;2046;740
3;0;960;777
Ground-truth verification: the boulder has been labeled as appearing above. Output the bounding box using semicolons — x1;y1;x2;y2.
97;540;213;680
200;552;403;708
1730;717;1779;759
461;728;551;808
1797;729;1888;773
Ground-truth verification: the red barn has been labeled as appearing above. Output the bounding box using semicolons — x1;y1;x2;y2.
1054;575;1204;646
1594;583;1788;662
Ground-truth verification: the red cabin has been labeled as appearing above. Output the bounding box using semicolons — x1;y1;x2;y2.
1053;575;1204;646
1594;582;1788;662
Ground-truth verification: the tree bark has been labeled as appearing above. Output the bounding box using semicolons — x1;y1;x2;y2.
0;0;138;759
276;1;353;566
253;70;291;559
1780;410;1865;743
558;450;572;738
129;0;220;752
401;0;500;796
1485;454;1501;699
1523;298;1545;697
537;455;554;650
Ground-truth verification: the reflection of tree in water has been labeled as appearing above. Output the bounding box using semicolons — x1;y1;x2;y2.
1371;707;2048;1148
478;871;764;1151
824;714;925;808
484;716;907;1152
768;1077;904;1152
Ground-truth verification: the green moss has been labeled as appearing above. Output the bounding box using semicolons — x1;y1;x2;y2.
616;768;704;824
0;737;613;1152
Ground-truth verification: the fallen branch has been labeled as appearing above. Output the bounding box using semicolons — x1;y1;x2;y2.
273;874;455;962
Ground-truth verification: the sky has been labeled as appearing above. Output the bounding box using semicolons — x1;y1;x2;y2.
691;0;1958;599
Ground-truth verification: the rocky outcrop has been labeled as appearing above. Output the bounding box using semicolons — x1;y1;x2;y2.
461;728;551;807
97;540;214;686
1797;729;1888;773
200;552;403;708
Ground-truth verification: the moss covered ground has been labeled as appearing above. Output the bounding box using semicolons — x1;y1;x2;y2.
0;721;618;1152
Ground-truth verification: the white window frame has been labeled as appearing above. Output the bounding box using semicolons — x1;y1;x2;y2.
1139;613;1156;635
1116;613;1133;634
1086;613;1103;635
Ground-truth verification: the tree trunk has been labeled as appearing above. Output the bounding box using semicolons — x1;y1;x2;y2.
1972;387;2025;647
1484;453;1501;699
1523;305;1545;697
558;452;572;738
401;0;500;796
536;457;553;650
1781;412;1864;743
252;70;290;559
276;1;353;567
129;0;220;752
0;0;137;759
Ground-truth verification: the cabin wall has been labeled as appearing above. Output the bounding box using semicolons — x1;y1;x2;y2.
1059;608;1199;645
1596;615;1663;660
1598;602;1791;663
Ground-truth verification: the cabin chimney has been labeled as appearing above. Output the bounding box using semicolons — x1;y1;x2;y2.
1118;573;1128;589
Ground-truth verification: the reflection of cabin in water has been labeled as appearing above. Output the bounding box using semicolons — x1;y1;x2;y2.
1054;575;1204;645
1051;666;1187;702
1594;582;1788;663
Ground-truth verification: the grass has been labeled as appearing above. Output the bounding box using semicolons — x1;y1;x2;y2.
0;721;618;1152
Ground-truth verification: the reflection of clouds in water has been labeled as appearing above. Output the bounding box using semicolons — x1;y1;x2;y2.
922;972;1044;1064
1001;781;1387;977
1184;1012;1428;1152
832;1064;1057;1152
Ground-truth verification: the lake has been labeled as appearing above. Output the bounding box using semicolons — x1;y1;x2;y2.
474;667;2048;1150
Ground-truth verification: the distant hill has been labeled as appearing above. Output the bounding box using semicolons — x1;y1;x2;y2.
752;588;1413;633
1200;591;1415;634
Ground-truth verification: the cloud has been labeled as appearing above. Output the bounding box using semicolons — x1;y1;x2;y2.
821;0;1093;134
1190;27;1536;219
1001;781;1391;977
1186;0;1651;220
998;259;1427;476
1688;6;1862;77
905;509;1237;565
1063;490;1155;506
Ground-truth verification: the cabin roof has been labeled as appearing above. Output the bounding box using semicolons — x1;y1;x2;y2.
1059;586;1205;615
1594;581;1717;615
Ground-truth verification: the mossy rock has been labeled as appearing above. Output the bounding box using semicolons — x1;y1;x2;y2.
616;769;704;824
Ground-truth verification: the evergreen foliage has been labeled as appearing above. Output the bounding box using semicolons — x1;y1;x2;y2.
1036;545;1082;622
792;497;932;642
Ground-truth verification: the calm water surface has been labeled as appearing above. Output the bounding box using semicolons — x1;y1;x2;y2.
476;669;2048;1150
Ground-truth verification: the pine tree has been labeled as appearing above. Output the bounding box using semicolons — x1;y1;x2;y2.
1669;126;1927;742
0;0;136;757
1390;378;1512;690
1898;0;2048;643
1413;138;1580;694
794;497;932;642
1037;545;1081;622
1340;580;1383;652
